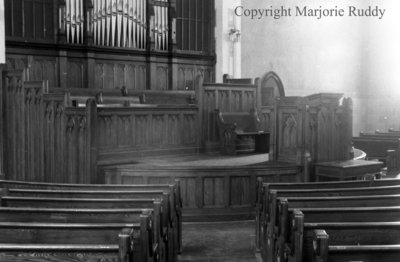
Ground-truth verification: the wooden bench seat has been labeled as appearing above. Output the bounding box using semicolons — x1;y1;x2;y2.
68;94;142;107
272;195;400;262
281;207;400;262
259;182;400;262
256;179;400;256
0;206;149;223
0;244;128;262
313;230;400;262
352;135;400;162
4;188;179;258
0;221;150;262
0;179;183;254
214;109;269;155
256;178;400;250
0;207;160;262
0;196;173;259
290;222;400;262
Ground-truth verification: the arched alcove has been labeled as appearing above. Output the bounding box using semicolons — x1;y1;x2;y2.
260;71;285;106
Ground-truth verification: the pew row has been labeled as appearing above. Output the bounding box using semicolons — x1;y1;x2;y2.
264;186;400;262
255;178;400;253
0;179;183;254
0;207;160;262
274;195;400;262
313;230;400;262
0;193;175;262
0;218;153;262
286;212;400;262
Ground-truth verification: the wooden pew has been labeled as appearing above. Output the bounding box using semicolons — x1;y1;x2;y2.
259;182;400;262
222;74;254;84
52;87;195;106
313;230;400;262
0;195;174;262
0;221;149;262
0;179;182;218
274;195;400;262
255;178;400;254
0;179;183;254
283;207;400;262
301;222;400;261
68;94;142;107
352;135;400;162
290;220;400;262
4;187;179;258
0;207;159;262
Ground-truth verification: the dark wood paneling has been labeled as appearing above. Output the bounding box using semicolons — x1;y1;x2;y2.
5;0;55;42
196;78;259;148
5;0;216;90
5;50;214;91
96;107;199;164
104;163;301;221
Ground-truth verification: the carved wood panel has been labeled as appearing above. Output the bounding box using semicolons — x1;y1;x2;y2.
203;177;225;207
230;176;251;206
97;108;199;157
177;65;214;90
67;60;85;89
156;65;169;90
95;62;147;90
179;177;197;208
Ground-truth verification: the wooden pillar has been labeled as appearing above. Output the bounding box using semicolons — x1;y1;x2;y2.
58;50;68;88
86;98;98;183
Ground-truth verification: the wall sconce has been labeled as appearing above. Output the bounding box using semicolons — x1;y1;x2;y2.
228;28;241;43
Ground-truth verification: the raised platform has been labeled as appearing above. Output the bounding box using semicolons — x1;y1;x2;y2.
102;153;302;221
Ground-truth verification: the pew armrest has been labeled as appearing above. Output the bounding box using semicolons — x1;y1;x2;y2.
313;229;329;262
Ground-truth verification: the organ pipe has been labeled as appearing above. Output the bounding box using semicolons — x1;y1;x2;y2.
61;0;168;50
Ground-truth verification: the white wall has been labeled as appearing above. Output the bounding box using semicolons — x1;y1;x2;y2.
215;0;242;82
230;0;400;134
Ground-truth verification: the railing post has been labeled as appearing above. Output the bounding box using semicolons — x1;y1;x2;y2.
86;98;98;183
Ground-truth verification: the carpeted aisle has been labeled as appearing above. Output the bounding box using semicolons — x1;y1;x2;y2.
178;220;258;262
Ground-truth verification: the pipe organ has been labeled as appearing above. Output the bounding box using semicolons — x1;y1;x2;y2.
60;0;170;50
153;0;168;51
65;0;84;44
92;0;147;47
4;0;215;90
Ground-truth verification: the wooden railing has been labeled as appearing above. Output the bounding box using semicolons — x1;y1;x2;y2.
1;70;199;183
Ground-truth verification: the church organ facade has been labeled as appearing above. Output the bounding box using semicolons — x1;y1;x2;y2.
3;0;215;90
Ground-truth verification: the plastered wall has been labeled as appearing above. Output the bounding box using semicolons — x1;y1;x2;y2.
235;0;400;134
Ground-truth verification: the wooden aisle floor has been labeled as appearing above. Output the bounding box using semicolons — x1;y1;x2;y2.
178;220;259;262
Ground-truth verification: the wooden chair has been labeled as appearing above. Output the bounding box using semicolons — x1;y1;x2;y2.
215;109;269;155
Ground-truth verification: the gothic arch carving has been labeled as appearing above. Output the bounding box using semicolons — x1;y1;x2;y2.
260;71;285;106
